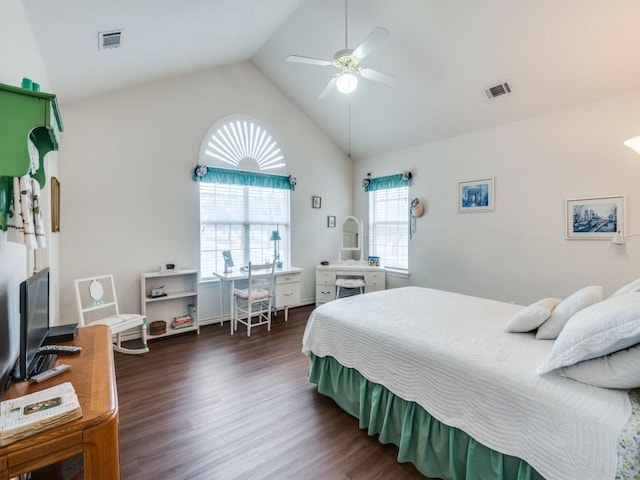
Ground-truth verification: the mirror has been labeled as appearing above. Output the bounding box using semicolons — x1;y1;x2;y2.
341;216;360;251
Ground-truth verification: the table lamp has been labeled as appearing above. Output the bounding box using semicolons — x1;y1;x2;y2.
270;229;282;268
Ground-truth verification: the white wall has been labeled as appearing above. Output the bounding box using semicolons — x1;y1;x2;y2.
58;61;351;324
355;91;640;304
0;1;56;381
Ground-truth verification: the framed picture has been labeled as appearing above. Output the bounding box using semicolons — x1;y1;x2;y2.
565;195;624;240
458;177;494;212
51;176;60;232
312;196;322;209
327;216;336;228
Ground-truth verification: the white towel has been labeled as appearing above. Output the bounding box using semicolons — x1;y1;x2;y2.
7;175;38;249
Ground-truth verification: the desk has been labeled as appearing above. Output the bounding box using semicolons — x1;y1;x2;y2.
316;263;385;306
213;266;302;324
0;325;119;480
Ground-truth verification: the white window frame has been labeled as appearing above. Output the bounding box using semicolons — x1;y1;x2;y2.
199;183;290;280
368;186;409;273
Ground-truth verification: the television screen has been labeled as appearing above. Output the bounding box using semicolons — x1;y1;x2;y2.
15;268;50;380
0;310;12;398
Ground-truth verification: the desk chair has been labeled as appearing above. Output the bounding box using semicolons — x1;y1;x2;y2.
74;274;149;354
335;278;365;299
232;262;275;336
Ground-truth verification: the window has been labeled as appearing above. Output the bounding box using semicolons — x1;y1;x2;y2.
199;183;289;279
368;186;409;271
196;115;292;280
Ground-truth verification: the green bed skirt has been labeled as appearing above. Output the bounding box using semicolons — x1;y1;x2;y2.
309;353;544;480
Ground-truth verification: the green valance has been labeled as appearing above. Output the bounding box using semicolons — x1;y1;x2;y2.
364;172;411;192
193;165;296;191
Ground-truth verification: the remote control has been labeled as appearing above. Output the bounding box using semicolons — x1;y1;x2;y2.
38;345;82;355
30;364;71;383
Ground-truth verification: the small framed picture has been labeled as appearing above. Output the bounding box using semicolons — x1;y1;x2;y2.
327;216;336;228
565;195;624;240
458;177;494;213
312;196;322;209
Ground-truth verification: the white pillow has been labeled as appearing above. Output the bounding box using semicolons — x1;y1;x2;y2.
535;286;602;340
537;292;640;374
505;297;562;333
610;278;640;298
561;344;640;389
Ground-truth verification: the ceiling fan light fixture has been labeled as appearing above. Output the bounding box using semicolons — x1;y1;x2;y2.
336;72;358;94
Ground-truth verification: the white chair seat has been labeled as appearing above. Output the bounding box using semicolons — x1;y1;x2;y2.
335;278;365;288
233;288;270;301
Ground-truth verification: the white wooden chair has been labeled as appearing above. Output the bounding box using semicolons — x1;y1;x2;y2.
335;278;365;299
232;262;276;336
74;274;149;354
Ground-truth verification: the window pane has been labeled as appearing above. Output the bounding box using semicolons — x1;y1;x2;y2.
200;184;290;279
368;186;409;270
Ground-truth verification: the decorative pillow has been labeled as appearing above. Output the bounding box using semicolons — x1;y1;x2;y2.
535;286;603;340
610;278;640;298
536;292;640;374
505;297;562;333
561;344;640;389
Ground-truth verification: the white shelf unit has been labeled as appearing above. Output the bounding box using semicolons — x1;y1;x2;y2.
141;269;200;339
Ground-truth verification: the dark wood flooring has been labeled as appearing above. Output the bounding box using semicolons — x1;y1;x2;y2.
115;305;430;480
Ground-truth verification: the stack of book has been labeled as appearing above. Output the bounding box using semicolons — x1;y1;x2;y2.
0;382;82;446
172;314;193;330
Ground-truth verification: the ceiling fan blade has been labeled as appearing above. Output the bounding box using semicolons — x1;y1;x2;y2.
360;67;396;86
353;27;389;59
286;55;332;67
318;77;337;99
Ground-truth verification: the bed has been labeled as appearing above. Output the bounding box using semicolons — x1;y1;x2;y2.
301;286;640;480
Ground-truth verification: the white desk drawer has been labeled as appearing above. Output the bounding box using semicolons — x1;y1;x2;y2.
276;283;300;308
276;272;301;285
365;272;385;288
315;286;335;303
316;271;336;285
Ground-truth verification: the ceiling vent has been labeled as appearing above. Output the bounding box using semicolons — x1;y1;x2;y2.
483;82;512;100
98;30;123;50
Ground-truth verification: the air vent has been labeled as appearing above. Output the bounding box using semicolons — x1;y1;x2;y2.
483;82;512;100
98;30;123;50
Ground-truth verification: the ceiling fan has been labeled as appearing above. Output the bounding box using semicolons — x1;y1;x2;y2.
286;0;396;99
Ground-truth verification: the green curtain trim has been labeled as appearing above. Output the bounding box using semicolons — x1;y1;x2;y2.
193;165;295;191
364;173;410;192
308;353;543;480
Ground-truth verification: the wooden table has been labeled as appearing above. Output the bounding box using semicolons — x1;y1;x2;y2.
0;325;120;480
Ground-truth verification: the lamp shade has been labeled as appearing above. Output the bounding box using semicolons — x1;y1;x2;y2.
269;230;281;241
336;72;358;94
624;136;640;155
608;232;628;259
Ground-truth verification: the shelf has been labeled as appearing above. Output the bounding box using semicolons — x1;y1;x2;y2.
147;324;198;339
145;290;197;302
142;269;198;279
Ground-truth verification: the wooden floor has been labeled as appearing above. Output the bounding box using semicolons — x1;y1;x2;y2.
115;305;430;480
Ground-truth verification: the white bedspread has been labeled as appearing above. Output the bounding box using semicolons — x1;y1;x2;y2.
302;287;632;480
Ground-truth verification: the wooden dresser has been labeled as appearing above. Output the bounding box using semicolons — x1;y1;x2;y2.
0;325;120;480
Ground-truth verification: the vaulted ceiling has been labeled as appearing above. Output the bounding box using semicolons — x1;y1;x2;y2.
23;0;640;159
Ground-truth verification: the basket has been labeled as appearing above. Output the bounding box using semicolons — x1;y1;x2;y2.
149;320;167;336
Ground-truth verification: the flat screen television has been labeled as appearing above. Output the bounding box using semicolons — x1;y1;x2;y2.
14;268;50;381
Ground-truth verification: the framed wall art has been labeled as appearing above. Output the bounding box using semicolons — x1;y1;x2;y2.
565;195;624;240
312;196;321;209
327;216;336;228
458;177;494;213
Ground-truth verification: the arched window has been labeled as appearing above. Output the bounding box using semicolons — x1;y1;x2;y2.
195;115;293;279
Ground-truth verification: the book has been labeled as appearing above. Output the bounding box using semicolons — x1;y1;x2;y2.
0;382;82;446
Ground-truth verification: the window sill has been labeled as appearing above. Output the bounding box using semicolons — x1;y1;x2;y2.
385;268;410;279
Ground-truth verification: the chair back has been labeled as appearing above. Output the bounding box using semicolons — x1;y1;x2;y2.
74;274;120;326
246;262;276;298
